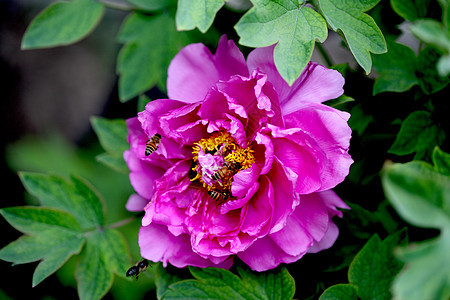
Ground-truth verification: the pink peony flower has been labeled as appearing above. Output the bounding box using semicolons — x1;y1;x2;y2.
124;36;352;271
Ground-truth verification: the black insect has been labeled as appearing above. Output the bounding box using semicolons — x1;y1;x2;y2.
126;259;149;279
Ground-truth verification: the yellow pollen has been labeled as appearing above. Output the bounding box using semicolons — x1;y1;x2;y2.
190;131;255;195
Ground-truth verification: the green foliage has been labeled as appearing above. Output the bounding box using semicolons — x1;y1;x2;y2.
176;0;226;33
389;110;445;158
390;0;430;21
22;0;104;49
372;40;419;94
91;117;129;173
235;0;328;86
382;160;450;300
0;173;132;299
117;12;191;101
160;266;295;300
125;0;171;11
320;231;406;300
315;0;387;74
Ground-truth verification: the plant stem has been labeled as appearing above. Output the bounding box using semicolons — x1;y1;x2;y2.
97;0;135;11
106;216;138;229
316;43;333;67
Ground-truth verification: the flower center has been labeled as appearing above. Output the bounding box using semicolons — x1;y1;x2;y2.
190;131;255;202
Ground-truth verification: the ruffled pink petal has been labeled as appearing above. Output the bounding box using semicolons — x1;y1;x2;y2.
125;194;148;212
253;131;274;175
219;181;259;214
266;157;299;233
268;124;324;194
237;236;303;272
167;35;248;103
247;46;345;115
231;164;261;198
138;99;185;137
124;150;166;200
317;189;350;218
284;104;353;191
307;222;339;253
139;224;232;268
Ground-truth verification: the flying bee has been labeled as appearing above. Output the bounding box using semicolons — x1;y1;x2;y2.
212;161;241;182
208;190;231;203
145;133;161;156
126;259;149;280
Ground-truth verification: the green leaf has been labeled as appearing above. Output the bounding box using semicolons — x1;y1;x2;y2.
382;161;450;229
176;0;226;33
388;110;443;156
348;231;406;300
410;19;450;53
155;264;182;299
162;266;295;300
0;207;85;286
76;228;131;300
95;153;128;174
390;0;429;21
382;162;450;300
138;94;152;112
433;146;450;176
437;54;450;76
372;41;418;94
316;0;387;74
22;0;104;49
319;284;358;300
348;104;374;136
19;172;105;229
417;47;450;94
324;94;355;109
117;12;191;102
392;231;450;300
235;0;328;85
125;0;170;11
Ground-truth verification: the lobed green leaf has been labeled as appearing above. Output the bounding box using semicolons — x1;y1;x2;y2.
19;172;105;229
432;146;450;176
372;41;419;95
316;0;387;74
235;0;328;86
22;0;104;49
117;13;191;102
319;283;358;300
176;0;226;33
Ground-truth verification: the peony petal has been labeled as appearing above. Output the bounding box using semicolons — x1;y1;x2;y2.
307;221;339;253
237;236;304;272
253;131;274;175
138;99;185;137
247;46;345;115
231;164;261;198
284;104;353;192
125;194;148;212
317;189;350;218
139;224;231;268
167;35;248;102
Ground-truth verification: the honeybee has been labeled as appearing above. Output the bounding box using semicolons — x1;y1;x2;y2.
145;133;161;156
188;160;198;180
208;190;231;203
212;161;241;182
126;259;149;279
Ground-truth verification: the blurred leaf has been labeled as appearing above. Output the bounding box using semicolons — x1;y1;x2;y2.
91;117;129;173
138;94;152;112
161;266;295;300
348;104;374;136
382;161;450;229
390;0;430;21
437;54;450;76
20;172;105;229
125;0;170;11
388;110;444;156
176;0;226;33
417;47;450;94
382;162;450;300
432;146;450;176
372;41;418;94
0;207;85;287
348;231;406;300
117;12;191;101
155;264;182;299
316;0;387;74
324;94;355;109
235;0;328;85
22;0;104;49
319;284;358;300
410;19;450;53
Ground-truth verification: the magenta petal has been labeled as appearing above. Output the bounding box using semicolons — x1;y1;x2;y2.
231;164;261;198
284;104;353;192
308;222;339;253
247;46;344;115
138;99;185;137
139;224;227;268
318;189;350;218
253;131;274;175
126;194;148;212
167;35;248;103
237;236;303;272
269;214;313;256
